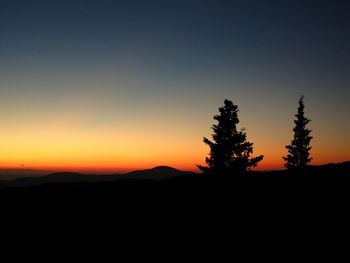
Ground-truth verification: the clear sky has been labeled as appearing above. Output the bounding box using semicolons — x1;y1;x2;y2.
0;0;349;172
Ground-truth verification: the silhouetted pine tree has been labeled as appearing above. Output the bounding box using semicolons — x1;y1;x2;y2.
283;95;313;170
198;99;263;175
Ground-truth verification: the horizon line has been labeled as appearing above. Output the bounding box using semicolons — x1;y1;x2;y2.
0;161;348;174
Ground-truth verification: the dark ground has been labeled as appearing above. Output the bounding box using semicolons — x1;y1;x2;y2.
1;163;350;261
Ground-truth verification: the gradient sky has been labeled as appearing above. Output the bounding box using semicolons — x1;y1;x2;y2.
0;0;349;172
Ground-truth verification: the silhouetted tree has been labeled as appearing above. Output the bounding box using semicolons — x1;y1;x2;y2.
198;99;263;175
283;95;313;170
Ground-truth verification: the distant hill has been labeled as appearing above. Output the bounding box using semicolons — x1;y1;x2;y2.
0;166;196;189
0;169;51;181
0;161;349;189
307;161;350;175
1;161;350;261
314;161;350;169
126;166;194;179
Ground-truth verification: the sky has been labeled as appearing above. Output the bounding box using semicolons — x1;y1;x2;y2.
0;0;349;172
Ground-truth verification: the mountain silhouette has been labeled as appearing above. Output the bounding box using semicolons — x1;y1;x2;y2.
0;169;51;180
0;166;196;189
1;162;349;189
308;161;350;175
1;160;350;261
126;165;194;179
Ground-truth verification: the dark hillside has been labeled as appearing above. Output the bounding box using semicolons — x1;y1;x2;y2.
0;166;195;189
1;163;350;261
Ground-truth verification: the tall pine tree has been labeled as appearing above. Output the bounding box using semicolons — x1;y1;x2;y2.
198;99;263;175
283;96;313;170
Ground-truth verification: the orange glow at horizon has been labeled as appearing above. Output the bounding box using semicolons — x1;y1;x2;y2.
0;98;348;173
0;0;349;175
0;130;348;173
0;121;206;172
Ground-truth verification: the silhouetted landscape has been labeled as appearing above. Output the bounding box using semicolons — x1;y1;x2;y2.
0;162;350;261
2;0;350;261
0;87;347;262
0;166;195;188
0;96;348;262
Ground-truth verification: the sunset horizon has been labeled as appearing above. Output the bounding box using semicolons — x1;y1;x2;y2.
1;1;350;260
0;94;348;173
0;1;349;174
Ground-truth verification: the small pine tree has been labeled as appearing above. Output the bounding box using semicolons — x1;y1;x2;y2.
283;96;313;170
198;99;263;175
